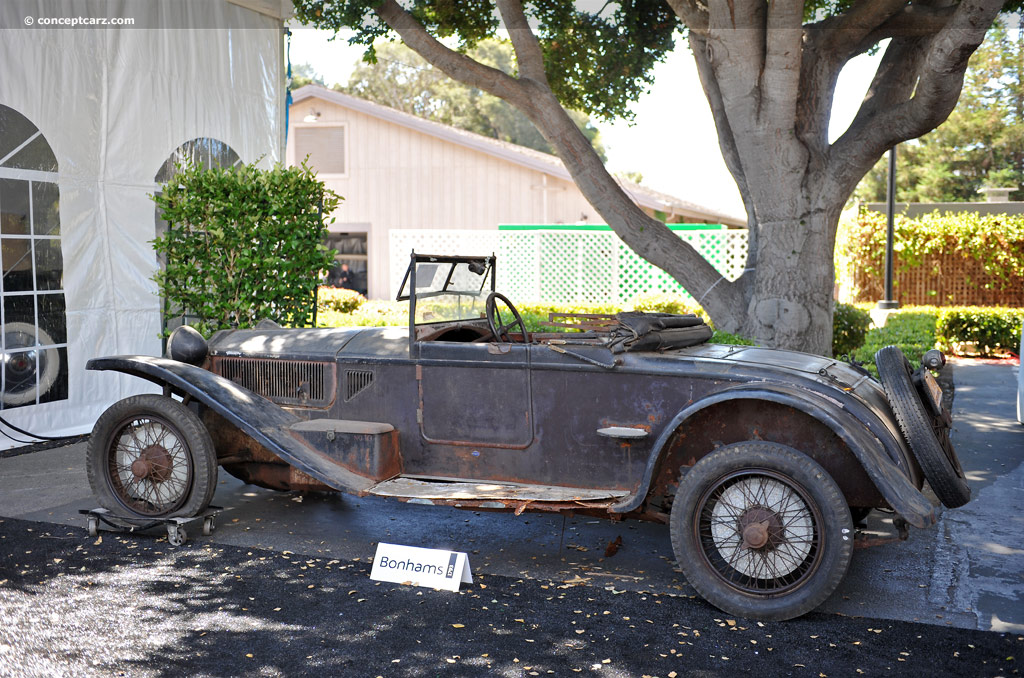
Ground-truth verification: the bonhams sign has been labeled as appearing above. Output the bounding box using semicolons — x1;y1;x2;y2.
370;542;473;592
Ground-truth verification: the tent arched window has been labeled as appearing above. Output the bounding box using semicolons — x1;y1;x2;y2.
0;104;67;409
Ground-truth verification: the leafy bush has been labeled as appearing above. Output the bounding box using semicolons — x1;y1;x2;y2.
316;299;407;328
832;302;872;358
318;287;367;315
710;331;755;346
936;307;1024;355
629;293;705;317
153;160;340;337
853;309;941;376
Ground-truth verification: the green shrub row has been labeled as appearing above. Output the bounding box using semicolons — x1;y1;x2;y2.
852;309;942;376
936;307;1024;355
847;305;1023;376
317;287;367;315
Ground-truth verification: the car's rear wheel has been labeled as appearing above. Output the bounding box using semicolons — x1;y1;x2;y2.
875;346;970;508
86;395;217;519
670;442;854;621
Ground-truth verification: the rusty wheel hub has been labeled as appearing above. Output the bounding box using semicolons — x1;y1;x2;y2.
130;445;174;483
738;507;782;550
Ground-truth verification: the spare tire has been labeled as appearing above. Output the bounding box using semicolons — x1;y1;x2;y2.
876;346;970;508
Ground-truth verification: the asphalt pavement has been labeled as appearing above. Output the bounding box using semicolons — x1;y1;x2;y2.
0;358;1022;676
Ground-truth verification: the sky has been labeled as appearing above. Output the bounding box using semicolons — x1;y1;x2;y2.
287;26;884;219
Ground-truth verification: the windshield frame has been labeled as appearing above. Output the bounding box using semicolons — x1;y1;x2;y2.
397;253;496;352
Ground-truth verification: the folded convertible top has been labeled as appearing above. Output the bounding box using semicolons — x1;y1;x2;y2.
607;312;713;353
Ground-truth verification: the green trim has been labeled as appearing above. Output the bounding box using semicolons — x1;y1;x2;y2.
498;223;725;232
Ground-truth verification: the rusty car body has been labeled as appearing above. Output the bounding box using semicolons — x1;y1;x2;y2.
85;253;970;620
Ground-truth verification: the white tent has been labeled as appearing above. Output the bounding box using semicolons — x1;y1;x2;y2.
0;0;289;449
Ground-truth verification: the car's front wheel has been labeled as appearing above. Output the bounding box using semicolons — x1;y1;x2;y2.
670;442;854;621
86;395;218;519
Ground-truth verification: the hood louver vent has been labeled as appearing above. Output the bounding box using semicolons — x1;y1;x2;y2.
345;369;374;401
212;357;334;408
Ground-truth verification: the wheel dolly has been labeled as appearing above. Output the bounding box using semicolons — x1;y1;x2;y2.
79;507;221;546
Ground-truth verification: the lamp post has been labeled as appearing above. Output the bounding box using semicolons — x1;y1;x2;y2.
877;145;900;310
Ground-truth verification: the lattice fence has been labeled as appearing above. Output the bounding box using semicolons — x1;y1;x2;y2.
390;228;749;305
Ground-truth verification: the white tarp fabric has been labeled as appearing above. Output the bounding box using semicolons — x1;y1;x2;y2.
0;0;284;449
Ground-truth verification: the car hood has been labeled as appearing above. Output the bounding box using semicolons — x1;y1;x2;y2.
208;325;412;360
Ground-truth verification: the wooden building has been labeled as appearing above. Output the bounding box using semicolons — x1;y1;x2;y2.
287;85;745;299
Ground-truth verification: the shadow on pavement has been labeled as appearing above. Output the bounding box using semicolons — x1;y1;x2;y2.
1;516;1020;678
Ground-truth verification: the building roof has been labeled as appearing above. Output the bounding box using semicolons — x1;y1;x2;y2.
291;85;746;227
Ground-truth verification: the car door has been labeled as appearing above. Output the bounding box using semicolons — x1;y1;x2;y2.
417;341;533;448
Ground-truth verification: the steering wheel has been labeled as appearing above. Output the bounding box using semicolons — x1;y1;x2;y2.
485;292;528;343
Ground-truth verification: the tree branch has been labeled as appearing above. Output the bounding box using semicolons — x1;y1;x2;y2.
665;0;708;31
849;4;960;58
762;0;803;127
495;0;547;83
377;0;747;328
373;0;527;105
805;0;907;59
828;0;1002;196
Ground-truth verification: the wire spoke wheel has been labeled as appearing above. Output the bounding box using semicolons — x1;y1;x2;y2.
671;442;854;621
87;395;217;519
107;417;192;515
699;471;820;595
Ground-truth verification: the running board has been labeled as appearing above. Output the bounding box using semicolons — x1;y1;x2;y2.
367;476;628;505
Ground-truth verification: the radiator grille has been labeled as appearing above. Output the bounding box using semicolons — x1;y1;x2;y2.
213;358;334;407
345;369;374;401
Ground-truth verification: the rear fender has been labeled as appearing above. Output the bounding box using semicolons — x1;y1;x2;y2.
612;384;935;528
86;355;376;493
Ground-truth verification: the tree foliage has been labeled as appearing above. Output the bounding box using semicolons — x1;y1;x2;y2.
344;39;606;159
290;61;328;89
152;161;340;336
855;16;1024;203
295;0;677;121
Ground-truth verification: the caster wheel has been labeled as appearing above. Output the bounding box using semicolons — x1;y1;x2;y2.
202;516;215;536
167;524;187;546
87;517;99;538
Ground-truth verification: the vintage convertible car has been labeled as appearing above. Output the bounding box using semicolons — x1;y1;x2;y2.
85;253;970;620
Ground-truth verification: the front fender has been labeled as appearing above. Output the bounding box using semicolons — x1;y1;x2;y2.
87;356;376;493
612;383;935;529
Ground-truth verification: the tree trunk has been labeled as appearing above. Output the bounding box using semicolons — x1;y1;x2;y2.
742;207;841;353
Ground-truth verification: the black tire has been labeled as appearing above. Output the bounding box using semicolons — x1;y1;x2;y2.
875;346;970;508
670;442;854;621
86;395;218;519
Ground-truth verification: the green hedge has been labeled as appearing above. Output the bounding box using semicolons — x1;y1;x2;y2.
153;160;340;337
832;303;872;358
849;305;1023;375
936;307;1024;355
853;309;941;376
317;287;367;315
